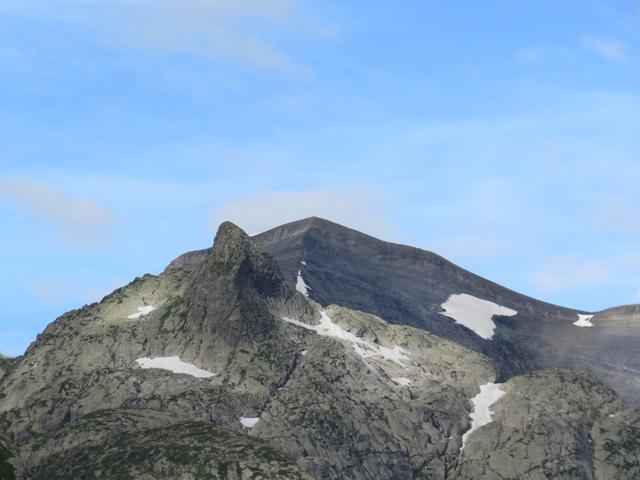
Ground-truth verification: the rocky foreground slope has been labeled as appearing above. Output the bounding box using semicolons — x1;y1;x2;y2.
1;220;639;479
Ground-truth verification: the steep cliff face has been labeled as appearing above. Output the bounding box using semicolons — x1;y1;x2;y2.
1;219;640;479
0;356;17;386
156;221;313;395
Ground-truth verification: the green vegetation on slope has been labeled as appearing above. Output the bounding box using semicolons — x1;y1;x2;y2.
31;421;311;480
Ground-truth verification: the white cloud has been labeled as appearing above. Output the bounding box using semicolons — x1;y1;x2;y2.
583;38;629;62
98;0;318;75
0;177;116;247
211;187;398;239
530;257;612;292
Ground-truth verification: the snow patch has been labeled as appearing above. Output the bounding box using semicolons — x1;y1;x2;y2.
127;305;156;319
281;311;409;365
135;356;217;378
440;294;517;340
240;417;260;428
573;314;594;328
461;382;505;450
280;316;315;331
296;270;310;297
393;377;411;386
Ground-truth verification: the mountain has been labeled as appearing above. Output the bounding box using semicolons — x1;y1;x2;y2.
1;219;640;479
172;217;640;406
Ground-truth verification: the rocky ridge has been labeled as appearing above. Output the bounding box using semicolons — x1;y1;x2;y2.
0;220;639;479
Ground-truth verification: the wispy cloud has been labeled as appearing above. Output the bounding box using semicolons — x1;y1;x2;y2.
530;257;612;292
583;37;629;62
211;187;398;239
0;177;116;248
515;45;575;65
96;0;320;75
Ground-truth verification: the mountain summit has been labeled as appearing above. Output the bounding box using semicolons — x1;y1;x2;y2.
1;219;639;479
173;217;640;405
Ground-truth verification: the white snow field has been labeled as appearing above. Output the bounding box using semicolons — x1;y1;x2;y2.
573;314;594;327
440;294;517;340
240;417;261;428
296;270;310;296
461;382;506;450
281;311;409;365
135;356;217;378
392;377;411;386
127;305;156;319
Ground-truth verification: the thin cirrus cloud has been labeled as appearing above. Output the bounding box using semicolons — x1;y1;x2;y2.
515;45;575;65
517;38;631;65
0;177;116;248
211;187;398;240
97;0;323;75
530;256;612;292
582;37;629;63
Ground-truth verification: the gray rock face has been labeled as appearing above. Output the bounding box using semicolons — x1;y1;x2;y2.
247;217;640;405
592;408;640;479
454;369;624;479
254;305;495;480
0;356;17;385
1;219;640;479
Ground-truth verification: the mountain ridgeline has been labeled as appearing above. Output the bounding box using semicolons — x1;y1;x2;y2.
1;218;640;480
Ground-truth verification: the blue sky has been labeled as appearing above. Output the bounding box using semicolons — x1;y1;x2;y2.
1;0;639;355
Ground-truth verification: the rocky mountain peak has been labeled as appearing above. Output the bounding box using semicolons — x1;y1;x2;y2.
255;216;373;245
211;221;257;260
197;220;287;300
2;218;640;479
